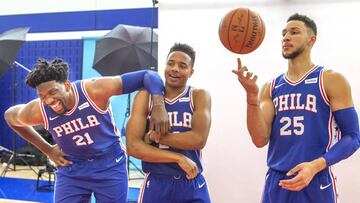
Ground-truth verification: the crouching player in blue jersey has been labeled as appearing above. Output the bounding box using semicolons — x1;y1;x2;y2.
233;13;360;203
4;58;169;203
126;43;212;203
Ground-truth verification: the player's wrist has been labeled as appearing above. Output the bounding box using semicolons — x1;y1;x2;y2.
246;94;259;106
311;157;327;173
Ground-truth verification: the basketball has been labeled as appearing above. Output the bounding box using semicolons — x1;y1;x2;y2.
218;8;265;54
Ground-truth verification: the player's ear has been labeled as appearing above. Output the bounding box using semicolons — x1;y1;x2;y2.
190;67;194;78
64;80;71;91
309;35;316;47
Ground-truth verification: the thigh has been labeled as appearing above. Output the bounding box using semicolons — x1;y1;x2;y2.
54;173;92;203
261;170;289;203
138;173;173;203
93;153;128;203
93;176;128;203
299;169;337;203
177;174;211;203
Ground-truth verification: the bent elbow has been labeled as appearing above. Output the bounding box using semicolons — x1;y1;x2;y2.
126;142;136;157
252;139;268;148
196;139;207;150
126;141;143;159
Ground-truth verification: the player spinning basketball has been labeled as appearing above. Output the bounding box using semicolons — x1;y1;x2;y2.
233;13;360;203
126;43;212;203
4;58;169;203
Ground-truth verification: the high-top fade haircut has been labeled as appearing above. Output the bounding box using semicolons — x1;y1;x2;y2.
287;13;317;36
167;43;196;68
25;58;69;88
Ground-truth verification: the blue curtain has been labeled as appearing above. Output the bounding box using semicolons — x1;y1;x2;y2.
0;40;83;150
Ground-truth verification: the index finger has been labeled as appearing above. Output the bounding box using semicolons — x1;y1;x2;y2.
237;58;242;69
279;175;299;186
59;156;73;166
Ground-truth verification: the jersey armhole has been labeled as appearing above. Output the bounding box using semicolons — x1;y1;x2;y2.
189;87;194;112
80;81;107;114
38;99;49;130
319;69;330;105
269;79;276;98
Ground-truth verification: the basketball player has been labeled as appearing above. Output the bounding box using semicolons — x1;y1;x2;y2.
233;13;360;203
4;58;169;202
126;43;212;203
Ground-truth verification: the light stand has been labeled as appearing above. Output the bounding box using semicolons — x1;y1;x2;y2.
149;0;158;69
1;62;37;177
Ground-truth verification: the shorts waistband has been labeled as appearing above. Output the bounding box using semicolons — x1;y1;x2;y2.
66;142;124;162
148;172;202;180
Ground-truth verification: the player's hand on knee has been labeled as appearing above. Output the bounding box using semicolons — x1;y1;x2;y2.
47;144;72;167
232;58;259;95
177;155;198;180
279;162;317;191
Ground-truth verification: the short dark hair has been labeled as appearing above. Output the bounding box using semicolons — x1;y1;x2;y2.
25;58;69;88
287;13;317;36
167;43;196;67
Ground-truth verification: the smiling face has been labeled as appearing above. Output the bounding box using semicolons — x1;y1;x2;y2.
281;20;316;59
36;80;72;115
164;51;194;89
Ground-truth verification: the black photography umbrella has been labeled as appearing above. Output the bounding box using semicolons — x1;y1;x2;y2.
92;24;158;76
0;27;31;76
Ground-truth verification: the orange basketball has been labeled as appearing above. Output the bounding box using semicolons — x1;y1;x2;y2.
219;8;265;54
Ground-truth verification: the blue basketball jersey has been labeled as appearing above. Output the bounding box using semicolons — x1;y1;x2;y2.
39;80;125;159
268;65;340;172
142;86;203;176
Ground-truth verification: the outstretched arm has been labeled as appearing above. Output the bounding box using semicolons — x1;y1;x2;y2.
85;70;169;135
280;70;360;191
126;90;198;179
153;89;211;150
232;58;274;147
4;100;71;167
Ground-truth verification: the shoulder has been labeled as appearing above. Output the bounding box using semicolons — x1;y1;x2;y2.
134;89;150;106
260;81;273;98
322;69;352;103
323;69;350;91
191;87;211;100
19;99;44;126
135;89;150;98
323;69;348;82
190;88;211;110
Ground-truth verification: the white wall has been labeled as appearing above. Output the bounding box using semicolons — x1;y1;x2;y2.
159;1;360;202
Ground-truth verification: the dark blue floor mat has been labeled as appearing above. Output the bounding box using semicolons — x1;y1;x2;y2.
0;177;140;203
0;177;53;202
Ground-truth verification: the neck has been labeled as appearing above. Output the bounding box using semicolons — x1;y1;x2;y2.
287;52;314;80
164;85;187;100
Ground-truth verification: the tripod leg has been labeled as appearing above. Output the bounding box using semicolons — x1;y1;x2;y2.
1;153;14;177
128;157;144;181
17;156;39;175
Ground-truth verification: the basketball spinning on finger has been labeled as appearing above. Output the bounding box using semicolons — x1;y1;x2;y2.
219;7;265;54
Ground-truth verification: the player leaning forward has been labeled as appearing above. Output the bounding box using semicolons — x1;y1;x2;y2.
4;58;169;203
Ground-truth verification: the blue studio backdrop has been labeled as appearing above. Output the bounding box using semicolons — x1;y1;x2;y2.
0;40;83;150
0;8;157;172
